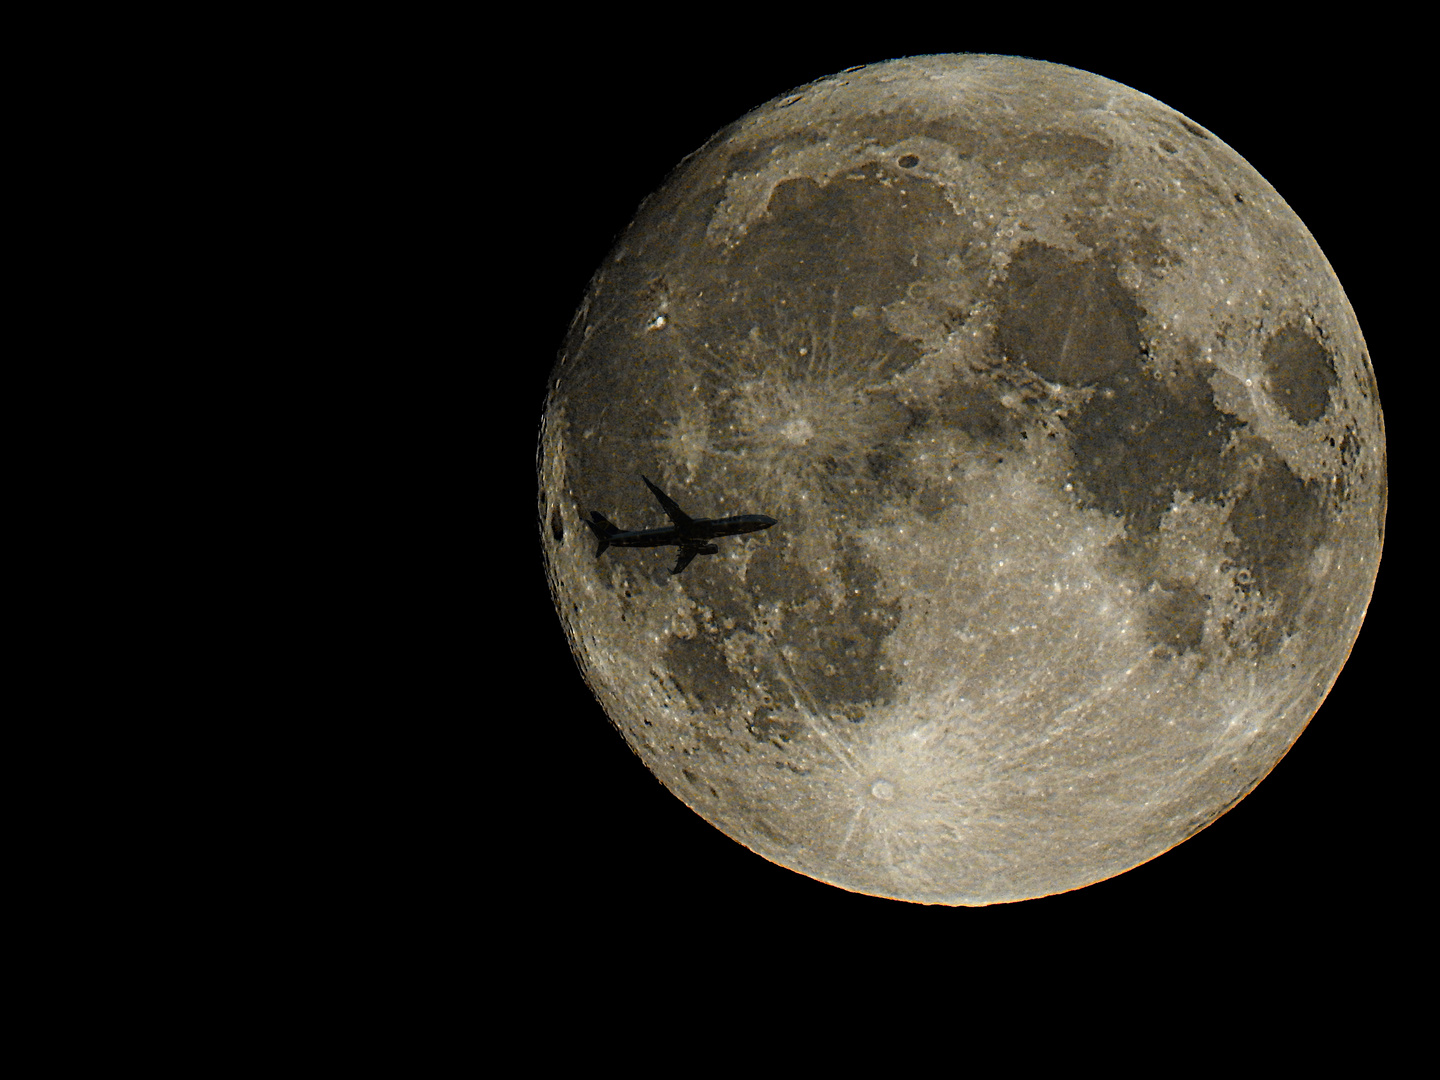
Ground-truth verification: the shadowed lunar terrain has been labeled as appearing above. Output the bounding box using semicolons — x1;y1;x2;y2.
538;55;1384;904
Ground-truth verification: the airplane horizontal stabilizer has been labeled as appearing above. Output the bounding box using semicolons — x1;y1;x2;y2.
585;511;618;558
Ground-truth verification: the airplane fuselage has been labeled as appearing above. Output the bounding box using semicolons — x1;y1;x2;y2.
601;514;777;549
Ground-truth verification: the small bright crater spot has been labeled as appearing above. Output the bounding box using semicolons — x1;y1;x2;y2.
871;780;895;800
781;417;815;444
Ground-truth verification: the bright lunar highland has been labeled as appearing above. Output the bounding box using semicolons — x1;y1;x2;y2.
538;55;1385;904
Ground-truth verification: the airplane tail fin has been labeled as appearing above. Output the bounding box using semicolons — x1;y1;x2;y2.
585;511;618;557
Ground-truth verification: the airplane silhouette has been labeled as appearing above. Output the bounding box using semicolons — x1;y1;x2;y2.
585;476;778;574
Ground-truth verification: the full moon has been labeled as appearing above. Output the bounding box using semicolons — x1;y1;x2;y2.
538;55;1385;904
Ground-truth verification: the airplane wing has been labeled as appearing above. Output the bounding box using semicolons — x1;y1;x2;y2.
670;545;700;575
641;475;693;525
669;541;718;575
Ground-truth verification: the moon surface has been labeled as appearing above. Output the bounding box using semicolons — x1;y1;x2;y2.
538;55;1385;904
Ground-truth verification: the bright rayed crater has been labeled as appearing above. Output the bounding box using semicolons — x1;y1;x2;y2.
538;55;1384;904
